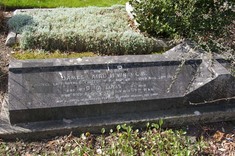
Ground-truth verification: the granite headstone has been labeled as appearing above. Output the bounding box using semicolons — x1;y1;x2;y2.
8;43;235;124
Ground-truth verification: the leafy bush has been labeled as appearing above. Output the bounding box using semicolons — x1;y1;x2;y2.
129;0;235;54
129;0;234;38
10;5;166;55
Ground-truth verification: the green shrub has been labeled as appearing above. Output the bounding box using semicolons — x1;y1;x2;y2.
129;0;234;38
129;0;235;54
10;5;166;55
129;0;194;38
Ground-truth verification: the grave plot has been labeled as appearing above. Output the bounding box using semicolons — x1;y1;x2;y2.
1;5;234;139
0;42;234;139
6;6;167;55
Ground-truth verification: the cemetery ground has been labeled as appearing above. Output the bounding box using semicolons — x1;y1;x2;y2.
0;5;235;156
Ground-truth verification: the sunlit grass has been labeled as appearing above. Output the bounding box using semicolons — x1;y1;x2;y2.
1;0;127;8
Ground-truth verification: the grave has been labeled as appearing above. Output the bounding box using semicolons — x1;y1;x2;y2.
1;42;235;139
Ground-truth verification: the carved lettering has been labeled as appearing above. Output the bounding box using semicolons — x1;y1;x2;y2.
26;65;179;106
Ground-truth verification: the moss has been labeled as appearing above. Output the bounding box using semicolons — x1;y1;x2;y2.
12;50;97;60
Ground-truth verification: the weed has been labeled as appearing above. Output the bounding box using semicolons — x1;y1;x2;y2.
0;121;209;155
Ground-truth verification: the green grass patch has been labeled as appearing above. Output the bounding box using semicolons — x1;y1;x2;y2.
12;51;97;60
1;0;127;8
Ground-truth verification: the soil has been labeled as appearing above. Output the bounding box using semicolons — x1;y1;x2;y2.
0;10;234;155
0;13;12;110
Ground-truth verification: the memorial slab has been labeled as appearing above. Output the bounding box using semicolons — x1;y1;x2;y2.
1;42;234;139
9;52;202;123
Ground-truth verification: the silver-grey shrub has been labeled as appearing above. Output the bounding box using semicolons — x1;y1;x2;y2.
7;14;35;34
12;5;166;55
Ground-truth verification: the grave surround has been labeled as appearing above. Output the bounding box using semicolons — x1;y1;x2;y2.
8;42;235;123
0;42;234;139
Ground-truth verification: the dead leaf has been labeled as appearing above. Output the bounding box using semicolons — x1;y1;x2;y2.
213;131;225;142
46;140;57;148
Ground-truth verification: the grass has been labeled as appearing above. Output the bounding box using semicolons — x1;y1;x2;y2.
1;0;127;9
0;121;209;155
12;50;97;60
11;49;166;60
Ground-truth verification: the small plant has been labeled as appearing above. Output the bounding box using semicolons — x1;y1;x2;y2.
89;120;208;155
0;121;209;155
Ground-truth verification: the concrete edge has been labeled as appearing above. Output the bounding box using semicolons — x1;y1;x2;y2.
0;101;234;140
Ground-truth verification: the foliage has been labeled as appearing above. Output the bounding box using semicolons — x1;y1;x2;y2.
0;121;208;155
1;0;126;9
129;0;235;56
7;14;34;34
129;0;234;38
9;6;165;55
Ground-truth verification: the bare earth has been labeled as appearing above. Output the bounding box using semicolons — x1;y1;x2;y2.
0;11;234;155
0;33;11;110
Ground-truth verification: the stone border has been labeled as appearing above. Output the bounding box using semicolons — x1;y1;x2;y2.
0;94;235;140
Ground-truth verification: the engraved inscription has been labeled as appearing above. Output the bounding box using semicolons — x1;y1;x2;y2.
23;64;196;107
